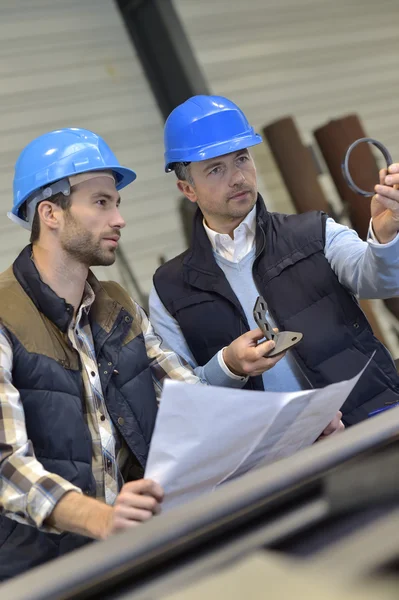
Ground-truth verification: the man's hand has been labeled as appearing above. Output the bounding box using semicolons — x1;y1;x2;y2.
316;411;345;441
47;479;163;540
101;479;164;539
223;328;285;377
372;164;399;244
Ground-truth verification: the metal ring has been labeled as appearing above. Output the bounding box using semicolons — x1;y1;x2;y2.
342;137;393;197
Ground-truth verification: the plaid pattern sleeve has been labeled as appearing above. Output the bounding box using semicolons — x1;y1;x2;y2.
136;304;206;402
0;325;82;532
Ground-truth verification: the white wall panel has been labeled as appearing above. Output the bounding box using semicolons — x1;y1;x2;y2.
0;0;185;294
175;0;399;213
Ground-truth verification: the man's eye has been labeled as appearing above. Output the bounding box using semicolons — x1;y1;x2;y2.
96;199;107;206
237;155;249;163
209;166;221;175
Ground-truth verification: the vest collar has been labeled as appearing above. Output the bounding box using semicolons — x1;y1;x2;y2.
182;195;268;314
184;195;268;274
13;245;121;334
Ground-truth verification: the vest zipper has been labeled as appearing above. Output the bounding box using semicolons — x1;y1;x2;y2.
253;222;314;390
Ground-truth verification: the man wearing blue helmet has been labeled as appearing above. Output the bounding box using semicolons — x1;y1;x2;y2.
150;95;399;426
0;128;215;579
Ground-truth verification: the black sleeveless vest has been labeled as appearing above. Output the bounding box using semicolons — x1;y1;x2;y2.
154;198;399;426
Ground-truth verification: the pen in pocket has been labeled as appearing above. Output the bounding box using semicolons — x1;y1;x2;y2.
368;403;399;418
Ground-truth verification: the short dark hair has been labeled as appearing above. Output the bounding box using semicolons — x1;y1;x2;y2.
29;192;72;244
174;162;194;185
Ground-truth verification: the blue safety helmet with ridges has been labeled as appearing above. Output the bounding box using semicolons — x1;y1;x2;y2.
10;128;137;230
164;95;262;172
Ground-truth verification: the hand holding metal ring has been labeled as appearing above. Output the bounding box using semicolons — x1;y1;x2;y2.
342;137;393;197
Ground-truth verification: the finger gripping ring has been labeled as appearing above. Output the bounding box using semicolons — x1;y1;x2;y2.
342;137;393;197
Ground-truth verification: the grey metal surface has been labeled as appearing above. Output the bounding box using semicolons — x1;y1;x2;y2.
113;499;330;600
1;408;398;599
158;552;398;600
311;508;399;584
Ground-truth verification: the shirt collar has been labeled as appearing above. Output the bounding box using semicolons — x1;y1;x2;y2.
71;281;96;329
203;203;257;252
82;281;96;308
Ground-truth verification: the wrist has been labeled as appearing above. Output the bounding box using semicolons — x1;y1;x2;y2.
372;221;399;244
222;346;245;377
375;232;397;245
218;348;248;382
88;502;113;540
47;491;113;540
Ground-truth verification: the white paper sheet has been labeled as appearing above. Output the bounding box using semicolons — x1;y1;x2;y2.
145;363;368;511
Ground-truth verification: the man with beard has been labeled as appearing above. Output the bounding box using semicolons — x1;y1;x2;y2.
149;95;399;426
0;127;280;580
0;128;175;579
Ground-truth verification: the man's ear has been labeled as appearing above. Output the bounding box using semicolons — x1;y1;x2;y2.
177;180;197;204
37;201;63;231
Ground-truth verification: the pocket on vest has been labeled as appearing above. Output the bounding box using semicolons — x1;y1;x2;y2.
170;293;236;359
283;294;352;364
171;292;215;313
317;345;398;404
262;239;324;283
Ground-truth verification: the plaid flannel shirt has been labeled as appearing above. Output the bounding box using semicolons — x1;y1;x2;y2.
0;283;201;532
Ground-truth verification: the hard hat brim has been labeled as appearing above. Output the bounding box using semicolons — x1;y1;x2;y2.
90;165;137;190
12;165;136;216
165;133;263;172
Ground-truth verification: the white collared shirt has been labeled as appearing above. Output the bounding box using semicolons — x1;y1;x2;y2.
203;204;257;262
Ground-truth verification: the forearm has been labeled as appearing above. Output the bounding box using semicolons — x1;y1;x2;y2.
347;239;399;299
344;245;399;299
148;287;247;389
325;218;399;299
0;442;83;532
46;490;112;540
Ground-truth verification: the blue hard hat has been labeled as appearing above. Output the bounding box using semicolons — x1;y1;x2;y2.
10;128;137;229
164;95;262;172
